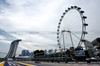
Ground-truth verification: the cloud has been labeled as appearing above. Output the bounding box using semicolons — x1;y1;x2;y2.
11;33;57;51
0;0;100;57
0;35;6;39
0;0;64;31
0;0;64;52
0;39;11;44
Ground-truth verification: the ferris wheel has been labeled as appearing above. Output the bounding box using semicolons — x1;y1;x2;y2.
57;6;88;51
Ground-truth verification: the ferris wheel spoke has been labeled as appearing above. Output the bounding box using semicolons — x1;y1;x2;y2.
66;21;82;31
69;20;82;29
69;17;79;27
71;32;80;40
69;25;81;31
68;14;81;28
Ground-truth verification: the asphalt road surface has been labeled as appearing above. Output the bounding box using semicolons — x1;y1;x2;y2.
18;61;100;66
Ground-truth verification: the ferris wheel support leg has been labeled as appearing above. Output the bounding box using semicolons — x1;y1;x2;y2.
69;32;74;47
62;33;66;51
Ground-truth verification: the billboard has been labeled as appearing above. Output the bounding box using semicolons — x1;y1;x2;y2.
75;50;85;56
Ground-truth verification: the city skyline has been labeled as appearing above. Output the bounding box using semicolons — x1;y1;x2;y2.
0;0;100;58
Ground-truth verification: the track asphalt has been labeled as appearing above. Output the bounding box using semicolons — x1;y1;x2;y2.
0;61;36;66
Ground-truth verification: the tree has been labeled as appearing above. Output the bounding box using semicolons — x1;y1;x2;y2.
66;49;70;57
34;50;44;58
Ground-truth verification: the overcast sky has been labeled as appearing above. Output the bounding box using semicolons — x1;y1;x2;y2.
0;0;100;58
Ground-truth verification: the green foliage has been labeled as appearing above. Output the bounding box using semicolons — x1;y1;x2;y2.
34;50;44;58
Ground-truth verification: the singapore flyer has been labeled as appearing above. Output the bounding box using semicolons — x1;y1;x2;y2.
57;6;88;51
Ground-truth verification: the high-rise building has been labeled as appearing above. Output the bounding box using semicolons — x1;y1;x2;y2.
22;50;26;56
54;49;57;54
48;49;53;54
20;50;34;56
26;50;29;56
44;49;48;55
5;39;22;58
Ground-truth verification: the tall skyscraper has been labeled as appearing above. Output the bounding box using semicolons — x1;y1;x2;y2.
44;49;48;55
20;50;33;56
48;49;53;54
22;50;26;56
5;39;22;58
